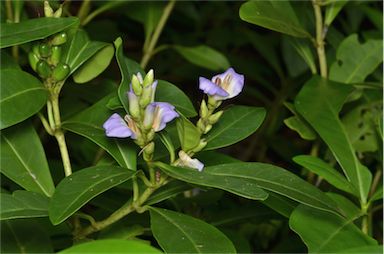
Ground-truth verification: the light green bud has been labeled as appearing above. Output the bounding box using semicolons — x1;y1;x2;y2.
139;85;153;108
197;119;206;133
44;1;54;17
53;5;62;18
128;92;140;119
208;110;223;125
28;52;40;72
50;46;62;65
52;62;70;81
200;100;208;118
36;60;52;79
143;69;154;87
131;74;142;96
147;130;155;141
192;139;207;153
204;124;212;134
51;32;67;46
143;142;155;161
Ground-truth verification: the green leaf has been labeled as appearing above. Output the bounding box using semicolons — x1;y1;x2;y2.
0;69;48;129
114;37;145;113
369;185;382;202
204;106;266;150
288;37;317;74
0;191;49;220
62;29;111;77
335;245;383;254
284;116;317;140
239;1;311;38
1;51;20;70
62;94;137;170
156;162;268;200
0;17;79;48
289;205;377;253
1;219;53;253
157;162;339;214
1;122;55;197
325;0;348;26
146;181;191;206
293;155;355;195
59;239;162;253
326;193;361;220
156;80;197;117
329;35;383;83
149;207;236;253
295;76;372;203
176;116;201;151
73;44;114;83
49;166;136;225
173;45;230;71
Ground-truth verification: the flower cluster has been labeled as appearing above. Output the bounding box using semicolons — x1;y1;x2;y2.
103;70;179;161
103;67;244;172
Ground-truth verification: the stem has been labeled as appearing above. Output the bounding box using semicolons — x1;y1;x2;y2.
51;93;72;176
77;0;91;24
133;176;139;202
312;0;328;78
5;0;13;22
38;113;54;136
82;1;126;26
140;0;176;69
368;169;382;198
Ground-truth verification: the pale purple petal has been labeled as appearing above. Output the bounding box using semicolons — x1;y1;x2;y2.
211;68;244;100
103;113;133;138
150;80;158;102
149;102;179;131
178;151;204;171
199;77;229;97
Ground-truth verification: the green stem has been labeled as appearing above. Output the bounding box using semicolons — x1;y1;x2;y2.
82;1;126;26
77;0;91;25
5;0;13;22
51;93;72;177
140;0;176;69
132;176;139;202
38;113;54;136
368;169;382;199
312;0;328;78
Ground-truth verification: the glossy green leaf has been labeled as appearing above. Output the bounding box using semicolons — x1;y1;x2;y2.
73;44;114;83
62;94;137;170
0;17;78;48
293;155;355;195
1;219;53;253
157;162;339;214
176;116;201;151
325;0;348;26
326;193;361;220
239;1;311;38
329;35;383;83
0;190;49;220
49;165;136;225
156;80;197;117
204;106;266;150
288;37;317;74
335;245;383;254
150;207;236;253
262;192;298;218
289;205;377;253
156;162;268;200
115;37;145;113
0;69;48;129
295;76;372;203
369;185;382;202
1;122;54;197
62;30;110;77
0;51;20;70
146;181;191;206
284;116;316;140
59;239;162;253
173;45;230;71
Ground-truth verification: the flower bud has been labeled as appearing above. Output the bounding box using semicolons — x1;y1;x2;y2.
36;60;52;79
39;43;51;58
53;5;62;18
131;74;142;96
208;110;223;125
128;92;140;119
44;1;54;17
52;62;69;81
143;142;155;161
192;139;207;153
139;85;153;108
147;129;155;141
204;124;212;134
51;32;67;46
143;69;154;87
28;52;40;72
197;119;206;133
50;46;62;65
200;100;208;118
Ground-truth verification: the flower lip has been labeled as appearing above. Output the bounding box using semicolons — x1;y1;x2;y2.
103;113;135;138
199;67;244;100
144;102;179;132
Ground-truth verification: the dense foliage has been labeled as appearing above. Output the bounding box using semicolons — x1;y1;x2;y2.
1;1;382;253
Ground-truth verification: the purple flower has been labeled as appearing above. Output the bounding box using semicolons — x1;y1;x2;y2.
103;113;140;139
143;102;179;131
199;67;244;100
177;151;204;171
